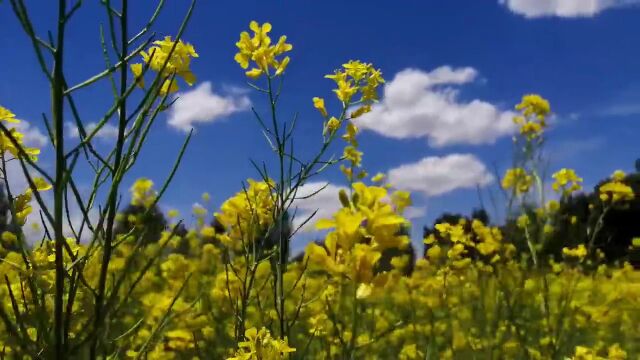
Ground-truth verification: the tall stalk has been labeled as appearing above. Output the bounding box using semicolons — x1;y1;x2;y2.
52;0;68;357
91;0;128;357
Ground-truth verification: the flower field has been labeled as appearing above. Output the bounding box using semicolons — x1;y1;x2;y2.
1;1;639;359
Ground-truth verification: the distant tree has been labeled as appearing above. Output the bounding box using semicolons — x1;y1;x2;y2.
423;208;490;258
544;168;640;266
376;224;416;276
114;203;168;246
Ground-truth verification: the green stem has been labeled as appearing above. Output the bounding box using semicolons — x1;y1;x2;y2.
267;75;288;338
91;1;128;357
52;0;68;357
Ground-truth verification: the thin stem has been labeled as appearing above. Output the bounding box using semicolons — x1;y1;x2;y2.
91;0;128;357
52;0;68;357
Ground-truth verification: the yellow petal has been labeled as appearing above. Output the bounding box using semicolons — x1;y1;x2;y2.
245;68;263;79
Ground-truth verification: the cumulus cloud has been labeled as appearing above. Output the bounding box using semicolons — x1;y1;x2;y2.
12;120;48;148
356;67;516;147
17;186;99;244
2;119;101;243
167;81;251;132
291;182;346;231
499;0;640;18
403;205;427;219
387;154;494;197
65;121;120;140
3;119;48;193
290;180;429;232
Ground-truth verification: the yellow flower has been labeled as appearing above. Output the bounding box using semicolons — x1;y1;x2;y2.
516;94;550;119
356;283;373;299
391;190;411;213
607;344;627;360
350;104;371;119
399;343;424;360
200;226;216;238
26;177;52;195
130;63;144;88
513;94;550;140
227;327;295;360
516;214;530;229
0;105;19;124
325;60;384;105
245;68;263;79
131;36;198;93
543;224;554;235
599;172;634;203
343;145;363;167
371;173;385;183
552;168;583;195
547;200;560;213
0;123;41;161
501;168;532;194
562;244;587;260
324;117;341;135
312;97;328;117
612;170;626;181
216;179;275;246
234;21;292;79
130;178;157;208
1;231;17;244
342;122;359;146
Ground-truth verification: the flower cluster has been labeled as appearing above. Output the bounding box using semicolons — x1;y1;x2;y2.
598;170;635;203
513;94;551;140
227;327;295;360
552;168;583;196
214;179;275;248
0;105;41;161
131;36;198;94
325;60;385;116
234;21;292;79
130;178;158;209
501;167;533;194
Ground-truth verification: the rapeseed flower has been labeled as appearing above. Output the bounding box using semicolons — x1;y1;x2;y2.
131;36;198;93
235;21;292;79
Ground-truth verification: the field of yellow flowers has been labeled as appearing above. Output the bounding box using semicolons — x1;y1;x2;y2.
1;1;639;359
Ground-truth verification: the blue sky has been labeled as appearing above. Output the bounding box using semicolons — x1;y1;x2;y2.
2;0;640;254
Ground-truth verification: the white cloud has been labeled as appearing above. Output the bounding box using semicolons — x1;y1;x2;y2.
387;154;494;197
499;0;640;18
167;82;251;132
357;67;516;147
403;205;427;219
65;121;120;140
291;182;347;232
18;188;100;244
13;120;48;148
599;102;640;117
2;118;48;196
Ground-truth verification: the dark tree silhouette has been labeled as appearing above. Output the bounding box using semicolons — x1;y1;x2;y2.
114;204;168;246
540;167;640;266
423;208;490;258
372;223;416;276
